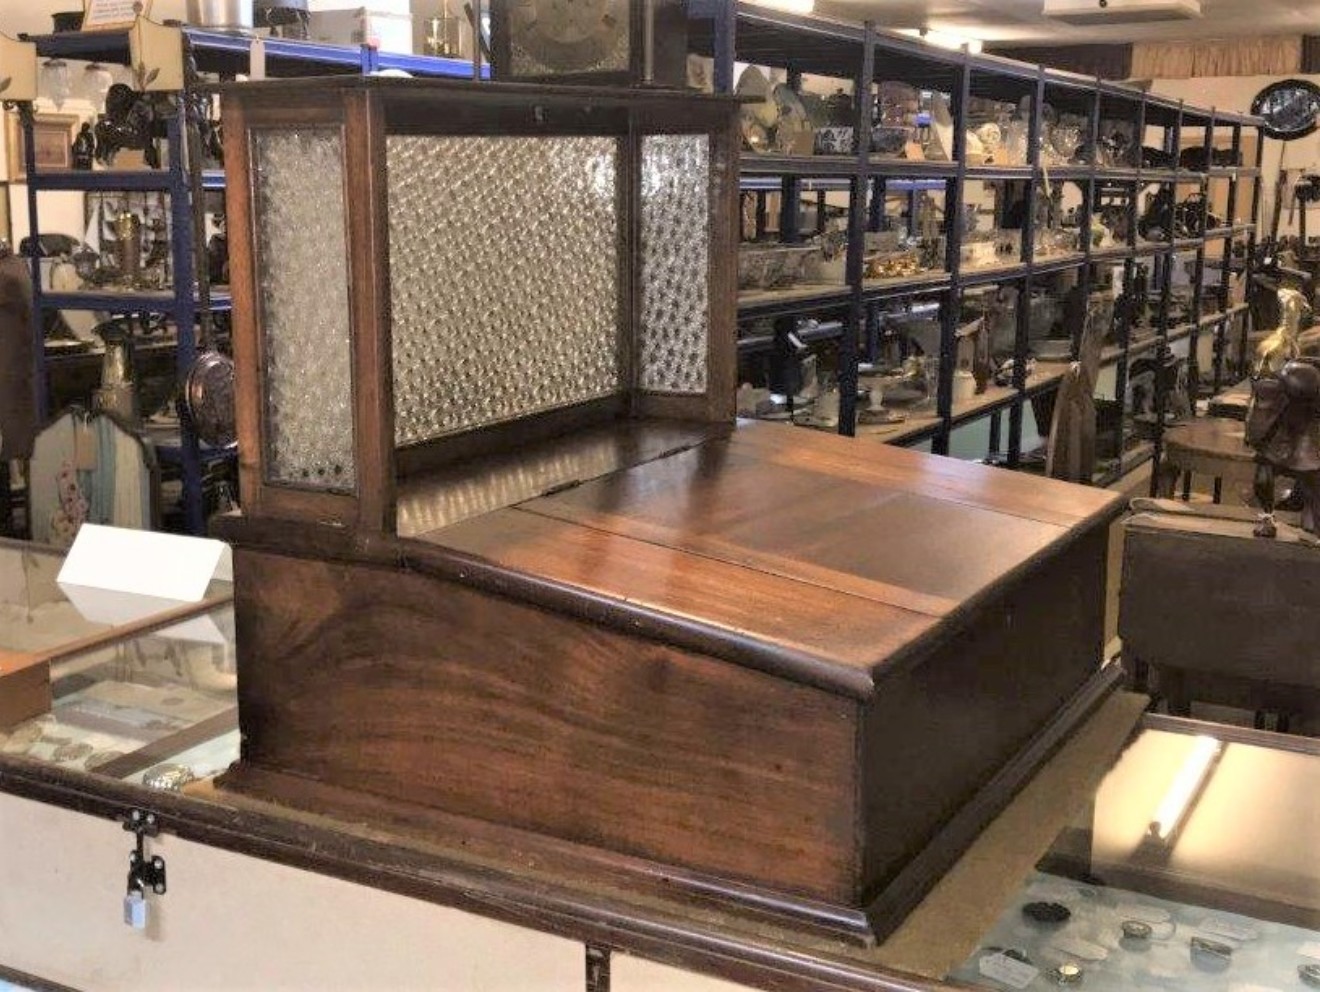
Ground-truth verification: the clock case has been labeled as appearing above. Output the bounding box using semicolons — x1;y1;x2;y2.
490;0;689;88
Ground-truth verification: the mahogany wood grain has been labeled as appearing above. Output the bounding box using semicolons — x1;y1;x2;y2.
221;94;260;515
857;527;1110;906
346;89;397;532
432;508;939;676
732;422;1122;530
523;438;1073;616
233;548;862;903
706;115;740;424
396;417;721;535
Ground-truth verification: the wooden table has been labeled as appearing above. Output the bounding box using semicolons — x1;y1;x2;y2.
1157;416;1257;503
1122;507;1320;727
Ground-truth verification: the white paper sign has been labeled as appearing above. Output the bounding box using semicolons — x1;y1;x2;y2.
1052;935;1108;961
1117;903;1170;923
84;0;153;31
978;953;1039;990
58;525;228;635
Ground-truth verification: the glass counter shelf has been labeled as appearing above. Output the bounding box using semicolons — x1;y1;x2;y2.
0;538;231;658
0;603;237;786
950;717;1319;992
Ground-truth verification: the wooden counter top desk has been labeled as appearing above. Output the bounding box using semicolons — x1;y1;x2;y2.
212;77;1125;946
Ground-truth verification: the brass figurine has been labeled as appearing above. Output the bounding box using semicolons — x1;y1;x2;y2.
1254;286;1309;375
1246;359;1320;537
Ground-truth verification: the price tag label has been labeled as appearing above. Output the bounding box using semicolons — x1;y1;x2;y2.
1199;917;1259;942
978;953;1039;990
1117;903;1170;923
1052;935;1108;961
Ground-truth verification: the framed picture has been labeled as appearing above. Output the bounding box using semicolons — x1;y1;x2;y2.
6;113;80;181
83;0;154;33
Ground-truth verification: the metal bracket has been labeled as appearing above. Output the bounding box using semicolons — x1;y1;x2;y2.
585;945;610;992
122;808;167;897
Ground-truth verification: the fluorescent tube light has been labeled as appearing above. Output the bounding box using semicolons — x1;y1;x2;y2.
1148;735;1223;843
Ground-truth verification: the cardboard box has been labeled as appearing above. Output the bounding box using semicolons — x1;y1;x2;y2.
309;9;414;54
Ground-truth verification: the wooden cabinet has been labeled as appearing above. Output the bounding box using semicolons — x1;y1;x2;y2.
214;76;1123;946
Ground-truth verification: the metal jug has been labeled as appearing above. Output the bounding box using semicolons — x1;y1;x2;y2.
93;321;139;427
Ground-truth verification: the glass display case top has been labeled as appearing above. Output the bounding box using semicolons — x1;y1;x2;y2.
0;539;232;656
0;603;237;785
951;722;1320;991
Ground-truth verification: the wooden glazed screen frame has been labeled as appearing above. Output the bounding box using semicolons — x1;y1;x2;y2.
224;89;396;533
223;79;738;532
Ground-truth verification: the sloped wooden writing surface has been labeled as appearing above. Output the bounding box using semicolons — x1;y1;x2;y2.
219;421;1123;942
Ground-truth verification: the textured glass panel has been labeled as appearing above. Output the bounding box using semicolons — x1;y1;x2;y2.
639;134;709;394
253;128;356;491
388;135;620;446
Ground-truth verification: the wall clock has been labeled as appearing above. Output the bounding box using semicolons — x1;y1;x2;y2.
1252;79;1320;141
491;0;688;87
504;0;628;75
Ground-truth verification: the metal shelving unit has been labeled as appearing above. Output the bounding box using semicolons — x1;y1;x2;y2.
20;28;477;535
690;1;1264;486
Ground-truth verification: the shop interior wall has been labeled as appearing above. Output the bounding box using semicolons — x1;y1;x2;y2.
1148;73;1320;238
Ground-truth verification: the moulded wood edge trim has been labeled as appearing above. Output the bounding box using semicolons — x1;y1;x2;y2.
0;756;963;992
218;519;880;700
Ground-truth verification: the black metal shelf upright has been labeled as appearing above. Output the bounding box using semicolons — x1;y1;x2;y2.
688;0;1264;486
19;28;477;535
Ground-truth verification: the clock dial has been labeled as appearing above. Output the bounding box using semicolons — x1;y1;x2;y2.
507;0;629;74
1252;79;1320;141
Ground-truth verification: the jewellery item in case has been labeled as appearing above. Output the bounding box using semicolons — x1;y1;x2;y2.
1300;963;1320;988
142;763;197;792
1190;936;1234;962
1121;920;1153;941
1023;901;1072;925
1050;963;1083;985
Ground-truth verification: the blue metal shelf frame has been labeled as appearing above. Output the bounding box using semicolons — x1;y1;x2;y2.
22;29;477;535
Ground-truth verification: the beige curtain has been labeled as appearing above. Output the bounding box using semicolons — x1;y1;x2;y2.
1131;35;1301;78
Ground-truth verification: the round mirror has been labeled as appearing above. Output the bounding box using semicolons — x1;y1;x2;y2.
1252;79;1320;141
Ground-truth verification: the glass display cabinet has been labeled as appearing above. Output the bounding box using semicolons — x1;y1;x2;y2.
950;717;1320;992
0;536;232;732
0;535;234;784
0;605;237;784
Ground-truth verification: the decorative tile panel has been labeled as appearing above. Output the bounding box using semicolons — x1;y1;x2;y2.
639;134;709;394
387;135;621;446
253;128;356;492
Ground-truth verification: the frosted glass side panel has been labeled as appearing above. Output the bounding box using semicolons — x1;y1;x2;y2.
639;134;709;394
252;128;356;492
388;135;620;446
